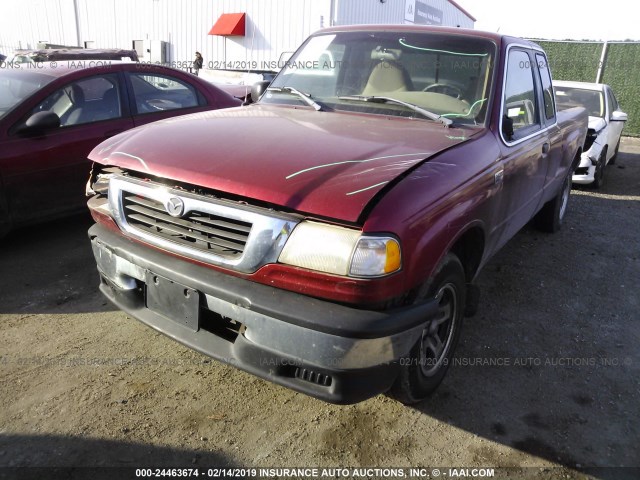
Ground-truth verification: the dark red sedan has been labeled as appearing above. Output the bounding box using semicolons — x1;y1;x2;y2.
0;62;240;237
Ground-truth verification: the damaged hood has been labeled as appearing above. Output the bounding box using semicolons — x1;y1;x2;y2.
89;105;477;223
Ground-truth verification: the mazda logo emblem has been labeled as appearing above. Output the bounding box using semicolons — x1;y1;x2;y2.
165;197;185;217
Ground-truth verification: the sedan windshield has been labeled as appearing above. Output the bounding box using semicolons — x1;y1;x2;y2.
0;70;56;120
262;31;496;125
554;86;604;117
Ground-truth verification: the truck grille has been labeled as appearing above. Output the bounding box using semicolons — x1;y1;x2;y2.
108;175;299;273
123;194;252;257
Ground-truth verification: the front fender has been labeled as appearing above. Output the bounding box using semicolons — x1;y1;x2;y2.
362;131;500;298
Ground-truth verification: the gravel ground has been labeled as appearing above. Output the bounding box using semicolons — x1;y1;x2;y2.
0;138;638;480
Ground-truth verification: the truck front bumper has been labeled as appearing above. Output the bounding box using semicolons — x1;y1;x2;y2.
89;223;438;404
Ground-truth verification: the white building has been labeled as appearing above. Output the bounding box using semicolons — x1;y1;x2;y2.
0;0;475;69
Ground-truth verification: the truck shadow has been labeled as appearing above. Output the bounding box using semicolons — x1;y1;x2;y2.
410;149;639;472
0;212;115;315
0;433;237;474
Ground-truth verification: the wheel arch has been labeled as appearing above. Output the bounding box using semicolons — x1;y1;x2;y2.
570;144;583;171
448;224;486;284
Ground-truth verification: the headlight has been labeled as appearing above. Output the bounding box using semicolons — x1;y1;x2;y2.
350;237;401;276
278;221;401;277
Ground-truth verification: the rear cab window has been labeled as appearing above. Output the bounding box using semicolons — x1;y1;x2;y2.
535;53;555;124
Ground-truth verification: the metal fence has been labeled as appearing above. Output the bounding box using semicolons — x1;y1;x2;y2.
535;40;640;137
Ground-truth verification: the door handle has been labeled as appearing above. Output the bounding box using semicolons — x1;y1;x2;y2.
542;142;550;155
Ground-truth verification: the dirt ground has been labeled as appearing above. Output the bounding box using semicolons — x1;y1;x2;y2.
0;138;638;480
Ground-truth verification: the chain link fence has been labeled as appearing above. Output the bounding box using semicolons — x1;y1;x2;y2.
536;40;640;137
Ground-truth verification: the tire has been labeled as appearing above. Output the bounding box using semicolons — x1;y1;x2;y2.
591;147;607;190
534;172;572;233
390;253;466;404
610;139;620;165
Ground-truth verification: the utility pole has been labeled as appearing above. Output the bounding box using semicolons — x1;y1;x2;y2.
72;0;82;47
596;41;608;83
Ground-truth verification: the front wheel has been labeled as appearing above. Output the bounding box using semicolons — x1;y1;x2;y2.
390;253;466;404
534;172;572;233
610;139;620;165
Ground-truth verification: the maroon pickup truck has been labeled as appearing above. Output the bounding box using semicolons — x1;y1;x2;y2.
86;26;587;404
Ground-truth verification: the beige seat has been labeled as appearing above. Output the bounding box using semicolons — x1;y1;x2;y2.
362;60;412;96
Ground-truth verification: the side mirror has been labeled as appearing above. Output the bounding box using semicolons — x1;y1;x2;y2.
502;115;514;141
17;111;61;135
610;110;627;122
250;80;271;104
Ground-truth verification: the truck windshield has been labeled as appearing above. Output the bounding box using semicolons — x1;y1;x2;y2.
554;87;604;118
0;70;55;120
263;30;496;125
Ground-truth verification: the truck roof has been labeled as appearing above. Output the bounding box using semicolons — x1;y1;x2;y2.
316;24;542;50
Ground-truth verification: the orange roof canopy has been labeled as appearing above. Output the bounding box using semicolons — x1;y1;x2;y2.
208;13;246;36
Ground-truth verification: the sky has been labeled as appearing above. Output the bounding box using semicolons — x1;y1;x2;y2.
454;0;640;41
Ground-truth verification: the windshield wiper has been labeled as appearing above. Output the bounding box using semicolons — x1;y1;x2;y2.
267;86;326;111
338;95;452;127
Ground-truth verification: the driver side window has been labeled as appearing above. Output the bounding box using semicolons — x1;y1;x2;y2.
502;49;540;141
32;74;122;127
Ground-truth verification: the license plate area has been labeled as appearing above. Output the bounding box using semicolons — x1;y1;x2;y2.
145;272;200;331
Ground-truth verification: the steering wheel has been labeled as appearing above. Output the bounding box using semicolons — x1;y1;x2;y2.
423;83;464;100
